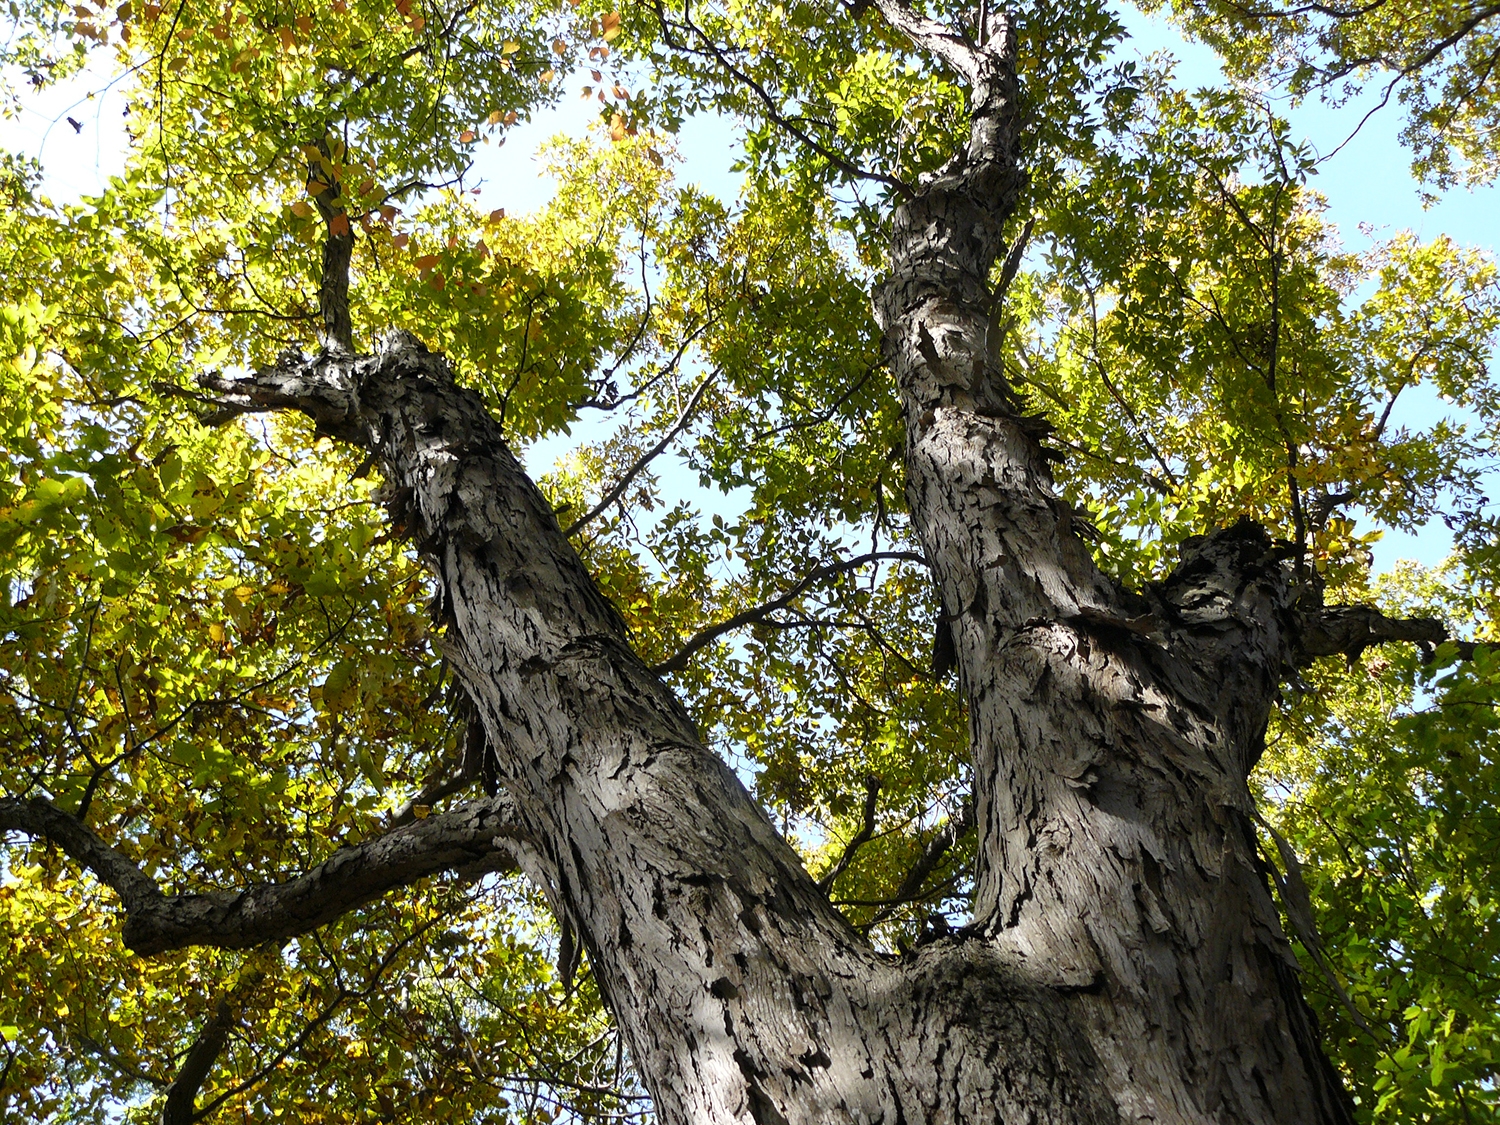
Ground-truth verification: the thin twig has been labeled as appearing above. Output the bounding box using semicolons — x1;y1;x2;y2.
650;552;927;675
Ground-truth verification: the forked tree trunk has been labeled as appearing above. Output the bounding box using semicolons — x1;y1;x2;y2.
209;18;1358;1124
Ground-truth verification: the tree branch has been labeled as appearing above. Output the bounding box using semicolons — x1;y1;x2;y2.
564;371;717;538
866;0;985;84
869;799;973;925
308;137;355;353
1255;815;1389;1044
650;551;928;675
816;774;882;893
0;792;529;955
1295;603;1473;663
160;993;235;1125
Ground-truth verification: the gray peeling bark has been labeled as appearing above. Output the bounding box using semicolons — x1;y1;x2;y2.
870;6;1354;1123
177;11;1452;1124
202;341;1115;1124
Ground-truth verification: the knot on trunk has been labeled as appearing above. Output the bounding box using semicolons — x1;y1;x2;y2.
1153;517;1296;635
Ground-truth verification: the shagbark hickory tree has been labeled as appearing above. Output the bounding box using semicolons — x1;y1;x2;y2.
1;0;1498;1121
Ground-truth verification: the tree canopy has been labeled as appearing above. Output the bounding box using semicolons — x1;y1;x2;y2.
0;0;1496;1120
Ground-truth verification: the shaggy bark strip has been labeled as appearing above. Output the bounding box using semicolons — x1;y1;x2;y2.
870;4;1359;1122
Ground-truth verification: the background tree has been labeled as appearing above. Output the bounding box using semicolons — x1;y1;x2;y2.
0;0;1496;1121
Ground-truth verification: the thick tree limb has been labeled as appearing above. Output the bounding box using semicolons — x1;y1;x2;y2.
867;0;986;83
159;979;254;1125
650;550;927;675
0;793;527;955
309;138;355;353
1295;603;1466;662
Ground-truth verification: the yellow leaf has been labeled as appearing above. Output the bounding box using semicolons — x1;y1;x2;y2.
602;10;621;39
540;67;555;82
501;38;519;54
487;110;503;125
208;623;226;643
233;585;254;603
412;805;431;819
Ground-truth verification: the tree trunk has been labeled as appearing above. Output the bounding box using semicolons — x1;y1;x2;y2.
202;16;1357;1124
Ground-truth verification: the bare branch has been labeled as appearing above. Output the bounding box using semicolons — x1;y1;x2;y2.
869;799;973;925
646;0;914;194
651;551;928;675
0;792;529;955
565;372;717;538
816;775;882;893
